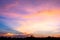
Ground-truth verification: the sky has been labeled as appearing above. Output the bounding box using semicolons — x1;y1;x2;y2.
0;0;60;37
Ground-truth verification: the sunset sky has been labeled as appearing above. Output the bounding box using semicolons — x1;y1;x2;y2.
0;0;60;37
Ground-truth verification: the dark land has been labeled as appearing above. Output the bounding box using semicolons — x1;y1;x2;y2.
0;35;60;40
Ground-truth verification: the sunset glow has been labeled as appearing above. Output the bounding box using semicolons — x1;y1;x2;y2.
0;0;60;37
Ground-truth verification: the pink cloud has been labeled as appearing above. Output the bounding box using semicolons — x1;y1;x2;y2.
1;12;21;18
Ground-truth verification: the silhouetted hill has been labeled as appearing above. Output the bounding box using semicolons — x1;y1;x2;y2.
0;36;60;40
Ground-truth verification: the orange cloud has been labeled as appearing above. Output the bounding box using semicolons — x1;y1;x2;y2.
13;8;60;35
